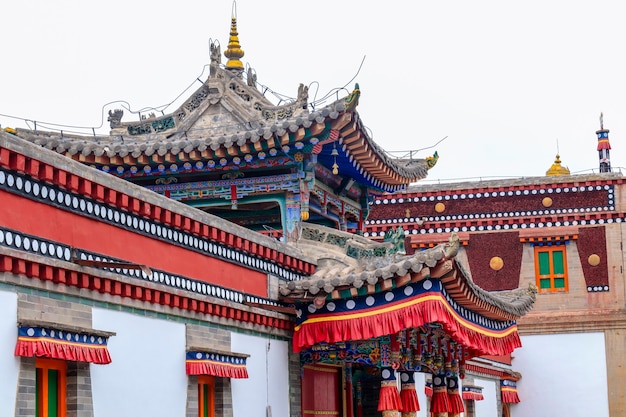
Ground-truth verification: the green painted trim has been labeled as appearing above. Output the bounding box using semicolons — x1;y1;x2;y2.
189;194;289;238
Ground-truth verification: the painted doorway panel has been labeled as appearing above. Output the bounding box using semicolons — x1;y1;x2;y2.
302;365;340;417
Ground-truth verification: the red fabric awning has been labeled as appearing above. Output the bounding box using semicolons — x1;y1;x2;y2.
14;325;113;364
293;280;521;357
501;380;521;403
462;385;484;401
186;350;249;379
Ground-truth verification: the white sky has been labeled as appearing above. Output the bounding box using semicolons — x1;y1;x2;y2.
1;1;625;183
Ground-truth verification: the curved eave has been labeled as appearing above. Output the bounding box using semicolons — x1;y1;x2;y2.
442;259;536;321
279;239;536;321
316;142;428;193
325;109;430;189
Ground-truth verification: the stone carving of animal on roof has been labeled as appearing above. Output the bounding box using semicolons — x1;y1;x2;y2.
209;40;221;76
384;226;406;255
107;109;123;128
297;83;309;109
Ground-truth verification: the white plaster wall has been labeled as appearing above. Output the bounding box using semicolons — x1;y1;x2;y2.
0;290;18;417
473;378;498;417
414;372;429;417
231;333;290;417
513;333;609;417
91;309;187;417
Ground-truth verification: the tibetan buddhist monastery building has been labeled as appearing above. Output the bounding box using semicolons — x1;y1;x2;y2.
365;140;625;415
1;11;536;417
279;224;535;417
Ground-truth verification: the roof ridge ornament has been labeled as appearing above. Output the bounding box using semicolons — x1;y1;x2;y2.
209;39;222;77
224;1;245;72
545;153;570;177
345;83;360;112
426;151;439;170
596;112;612;173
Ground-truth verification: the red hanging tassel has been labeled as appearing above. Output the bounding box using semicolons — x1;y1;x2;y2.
447;375;464;416
230;185;238;209
400;385;420;413
378;380;402;412
399;372;420;415
430;374;451;414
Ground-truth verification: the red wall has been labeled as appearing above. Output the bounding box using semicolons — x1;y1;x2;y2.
0;190;268;297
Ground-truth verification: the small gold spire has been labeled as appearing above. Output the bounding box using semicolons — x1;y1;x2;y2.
224;2;244;71
546;154;571;176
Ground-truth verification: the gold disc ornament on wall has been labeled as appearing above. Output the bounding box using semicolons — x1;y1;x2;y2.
489;256;504;271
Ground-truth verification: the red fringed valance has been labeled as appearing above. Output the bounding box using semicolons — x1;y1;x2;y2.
378;381;402;412
186;351;248;379
294;293;521;356
448;391;464;413
462;387;484;401
431;375;450;413
431;390;450;413
501;388;520;404
501;380;520;403
447;377;464;414
15;325;112;364
400;384;420;412
597;138;611;151
463;391;484;401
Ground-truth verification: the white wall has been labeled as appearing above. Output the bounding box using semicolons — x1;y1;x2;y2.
0;290;18;417
513;333;609;417
414;371;429;417
91;309;187;417
474;378;498;417
231;333;290;417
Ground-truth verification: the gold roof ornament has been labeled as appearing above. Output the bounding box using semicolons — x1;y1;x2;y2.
344;83;360;112
546;154;570;176
224;2;244;71
426;151;439;170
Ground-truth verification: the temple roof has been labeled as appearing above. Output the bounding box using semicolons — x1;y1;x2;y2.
10;63;429;192
280;223;536;321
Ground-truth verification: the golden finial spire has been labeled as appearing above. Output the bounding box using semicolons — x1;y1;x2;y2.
546;154;571;177
224;1;244;71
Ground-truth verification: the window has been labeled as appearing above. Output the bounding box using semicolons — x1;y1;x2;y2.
198;375;215;417
36;358;66;417
534;244;568;292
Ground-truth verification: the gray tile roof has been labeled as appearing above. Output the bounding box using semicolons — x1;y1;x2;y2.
279;224;536;320
12;66;430;185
